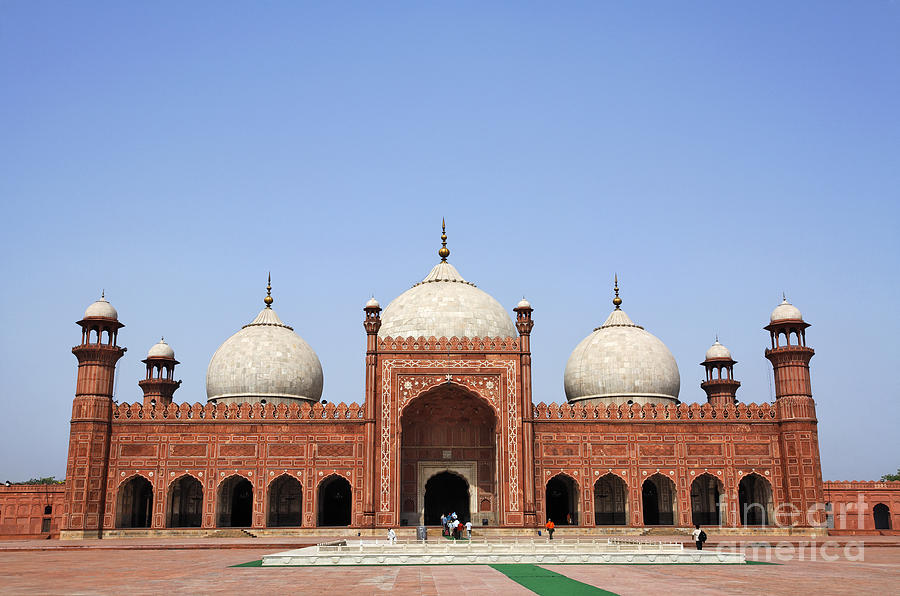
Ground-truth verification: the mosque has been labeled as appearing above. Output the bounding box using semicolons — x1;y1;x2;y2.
0;225;896;538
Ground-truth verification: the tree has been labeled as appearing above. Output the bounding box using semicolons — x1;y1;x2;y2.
881;469;900;482
17;476;65;485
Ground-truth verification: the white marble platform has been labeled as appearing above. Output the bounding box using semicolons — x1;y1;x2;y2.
261;538;746;566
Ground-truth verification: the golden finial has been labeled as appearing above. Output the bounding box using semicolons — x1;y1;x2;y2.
613;274;622;309
264;272;274;307
438;218;450;262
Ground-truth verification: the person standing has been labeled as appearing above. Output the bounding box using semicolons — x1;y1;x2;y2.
441;513;447;536
692;524;707;550
387;528;397;545
545;519;555;540
465;520;472;539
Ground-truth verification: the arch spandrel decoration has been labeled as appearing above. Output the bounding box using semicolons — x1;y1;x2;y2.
380;358;520;518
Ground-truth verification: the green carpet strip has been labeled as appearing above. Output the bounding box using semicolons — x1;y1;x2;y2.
490;564;617;596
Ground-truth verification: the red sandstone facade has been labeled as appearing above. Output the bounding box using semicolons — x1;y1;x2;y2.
3;287;897;539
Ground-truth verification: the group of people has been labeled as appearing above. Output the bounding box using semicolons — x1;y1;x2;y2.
441;512;472;539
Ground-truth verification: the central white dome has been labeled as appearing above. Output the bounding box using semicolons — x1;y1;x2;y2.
564;306;681;405
206;305;323;405
379;261;516;339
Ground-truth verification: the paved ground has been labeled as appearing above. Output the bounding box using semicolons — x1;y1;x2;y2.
0;536;897;594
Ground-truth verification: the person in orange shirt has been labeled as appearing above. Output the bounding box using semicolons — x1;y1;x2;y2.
545;519;555;540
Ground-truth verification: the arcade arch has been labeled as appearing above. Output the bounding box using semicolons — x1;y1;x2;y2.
268;475;302;527
690;473;723;526
217;475;253;527
642;473;676;526
317;475;351;527
594;474;627;526
116;475;153;528
546;474;579;525
166;475;202;528
738;473;773;526
424;471;469;524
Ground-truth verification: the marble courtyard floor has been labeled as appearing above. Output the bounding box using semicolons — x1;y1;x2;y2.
0;536;897;595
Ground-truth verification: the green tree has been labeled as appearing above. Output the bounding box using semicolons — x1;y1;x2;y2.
18;476;64;485
880;468;900;481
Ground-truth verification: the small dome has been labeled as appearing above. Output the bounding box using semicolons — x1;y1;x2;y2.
564;307;680;405
147;338;175;359
771;297;803;322
365;296;380;309
516;297;532;309
206;306;323;405
705;340;732;361
84;295;118;320
379;261;516;339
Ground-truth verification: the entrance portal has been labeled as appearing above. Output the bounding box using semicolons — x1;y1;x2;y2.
400;384;496;526
691;474;723;526
424;472;469;524
167;475;202;528
738;474;772;526
546;474;578;525
317;475;351;526
268;475;302;527
594;474;627;525
217;476;253;527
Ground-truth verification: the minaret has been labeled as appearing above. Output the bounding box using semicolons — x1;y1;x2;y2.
514;296;536;524
362;293;381;527
138;338;181;407
63;292;126;538
764;296;815;408
700;338;740;405
765;295;823;526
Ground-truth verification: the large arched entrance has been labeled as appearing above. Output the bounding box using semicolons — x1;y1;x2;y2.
217;476;253;527
691;474;723;526
546;474;578;525
873;503;891;530
268;475;302;527
116;476;153;528
400;384;497;526
424;471;469;524
642;474;676;526
594;474;627;525
739;474;773;526
317;475;351;526
167;475;203;528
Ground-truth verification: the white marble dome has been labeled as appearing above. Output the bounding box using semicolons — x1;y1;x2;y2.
379;261;516;339
148;338;175;359
770;297;803;322
84;295;118;320
206;305;323;405
705;340;732;361
564;307;681;405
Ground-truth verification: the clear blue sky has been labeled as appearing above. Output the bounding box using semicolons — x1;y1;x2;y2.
1;1;897;482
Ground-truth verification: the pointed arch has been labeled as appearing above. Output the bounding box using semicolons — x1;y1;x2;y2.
317;474;351;527
267;474;303;527
166;474;203;528
642;473;676;526
690;473;724;526
116;474;154;528
546;473;579;525
594;473;628;526
739;473;773;526
217;474;253;527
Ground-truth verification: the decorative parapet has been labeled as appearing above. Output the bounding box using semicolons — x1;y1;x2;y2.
378;336;519;352
531;401;778;421
824;481;900;490
112;400;365;422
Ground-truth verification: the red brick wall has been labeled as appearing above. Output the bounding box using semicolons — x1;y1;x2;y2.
0;485;66;538
824;481;900;534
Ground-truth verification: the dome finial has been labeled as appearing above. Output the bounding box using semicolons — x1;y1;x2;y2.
101;289;105;299
438;218;450;262
612;274;622;309
264;272;274;307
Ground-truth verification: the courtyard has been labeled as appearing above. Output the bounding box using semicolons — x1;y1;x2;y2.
0;536;897;595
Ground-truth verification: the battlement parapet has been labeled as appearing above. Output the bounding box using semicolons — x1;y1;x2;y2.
378;336;519;352
112;400;365;422
531;400;778;421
